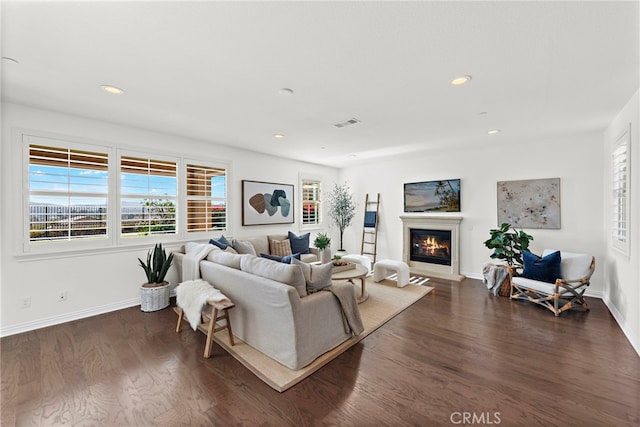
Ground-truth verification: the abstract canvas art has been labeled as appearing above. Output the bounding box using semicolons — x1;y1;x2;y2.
497;178;560;229
242;180;294;225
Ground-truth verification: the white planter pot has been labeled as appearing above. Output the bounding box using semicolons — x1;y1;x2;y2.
320;248;332;264
140;281;171;312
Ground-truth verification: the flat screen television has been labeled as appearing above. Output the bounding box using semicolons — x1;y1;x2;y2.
403;179;461;212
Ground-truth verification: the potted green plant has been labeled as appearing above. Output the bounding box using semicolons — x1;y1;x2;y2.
326;183;356;253
314;232;332;264
483;223;533;267
138;243;174;312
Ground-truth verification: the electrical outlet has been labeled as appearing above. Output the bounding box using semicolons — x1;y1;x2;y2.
57;291;67;302
20;297;31;309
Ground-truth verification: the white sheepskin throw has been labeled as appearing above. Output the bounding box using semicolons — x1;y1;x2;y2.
176;279;228;331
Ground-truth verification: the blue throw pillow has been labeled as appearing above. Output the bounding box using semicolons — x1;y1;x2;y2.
260;252;301;264
522;250;562;284
288;231;310;254
210;235;231;250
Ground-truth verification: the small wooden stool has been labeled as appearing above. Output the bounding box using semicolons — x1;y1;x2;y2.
175;299;235;358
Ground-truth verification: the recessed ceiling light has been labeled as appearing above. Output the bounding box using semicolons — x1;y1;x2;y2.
273;133;285;139
278;88;294;96
101;85;124;95
487;129;501;135
450;75;472;86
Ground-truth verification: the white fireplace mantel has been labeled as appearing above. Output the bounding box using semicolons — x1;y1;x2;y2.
400;215;465;282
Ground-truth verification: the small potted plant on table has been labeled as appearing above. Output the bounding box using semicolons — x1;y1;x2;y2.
314;232;332;264
138;243;174;312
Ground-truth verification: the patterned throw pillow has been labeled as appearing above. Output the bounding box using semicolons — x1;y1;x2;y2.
269;238;293;257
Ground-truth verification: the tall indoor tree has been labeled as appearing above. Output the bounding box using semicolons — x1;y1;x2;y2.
327;183;357;252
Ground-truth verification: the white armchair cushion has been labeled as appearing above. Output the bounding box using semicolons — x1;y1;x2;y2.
541;249;593;281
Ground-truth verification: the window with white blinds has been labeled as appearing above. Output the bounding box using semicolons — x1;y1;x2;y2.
28;144;109;242
302;179;321;226
120;155;177;237
186;163;227;232
612;125;631;255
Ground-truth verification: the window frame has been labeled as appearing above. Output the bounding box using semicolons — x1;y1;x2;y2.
18;131;232;257
611;124;631;256
117;150;179;242
299;175;323;230
183;158;229;238
22;134;115;253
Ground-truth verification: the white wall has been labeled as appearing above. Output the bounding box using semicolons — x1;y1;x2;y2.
0;103;339;335
338;133;605;293
603;89;640;354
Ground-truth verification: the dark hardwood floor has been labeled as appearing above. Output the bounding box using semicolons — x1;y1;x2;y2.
2;277;639;426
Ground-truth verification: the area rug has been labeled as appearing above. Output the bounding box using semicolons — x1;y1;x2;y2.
211;278;433;392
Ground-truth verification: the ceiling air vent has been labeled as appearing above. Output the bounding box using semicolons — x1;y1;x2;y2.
333;118;361;128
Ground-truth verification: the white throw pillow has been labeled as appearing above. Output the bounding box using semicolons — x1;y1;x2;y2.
292;258;333;291
232;239;257;256
240;255;307;297
208;251;243;270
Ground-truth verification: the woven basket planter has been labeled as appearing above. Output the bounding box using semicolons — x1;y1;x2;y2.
140;282;171;312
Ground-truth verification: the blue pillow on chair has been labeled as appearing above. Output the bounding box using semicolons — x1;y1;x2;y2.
522;250;562;284
288;231;310;254
210;235;231;250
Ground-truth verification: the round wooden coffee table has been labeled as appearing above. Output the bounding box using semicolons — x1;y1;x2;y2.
332;264;369;303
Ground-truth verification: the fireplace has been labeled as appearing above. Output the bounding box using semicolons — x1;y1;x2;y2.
410;228;451;266
400;215;464;281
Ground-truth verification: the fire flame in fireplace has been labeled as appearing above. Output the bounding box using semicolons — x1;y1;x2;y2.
420;236;450;258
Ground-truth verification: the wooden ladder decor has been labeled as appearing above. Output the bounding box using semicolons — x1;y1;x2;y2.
360;193;380;264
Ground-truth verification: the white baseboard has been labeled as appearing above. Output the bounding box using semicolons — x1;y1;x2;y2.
0;297;141;338
601;295;640;357
1;289;179;338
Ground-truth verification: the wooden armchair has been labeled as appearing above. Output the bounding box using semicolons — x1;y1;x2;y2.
508;249;595;317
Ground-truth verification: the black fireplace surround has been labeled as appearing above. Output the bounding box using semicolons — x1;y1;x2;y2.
410;228;452;266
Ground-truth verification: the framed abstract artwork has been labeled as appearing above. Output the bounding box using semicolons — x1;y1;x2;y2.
242;180;294;226
497;178;560;229
404;179;461;212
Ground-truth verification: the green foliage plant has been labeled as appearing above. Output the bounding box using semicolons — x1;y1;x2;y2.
313;232;331;250
327;183;356;251
483;223;533;267
138;243;174;286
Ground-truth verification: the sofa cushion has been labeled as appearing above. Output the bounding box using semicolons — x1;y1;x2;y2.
269;238;293;257
210;235;232;250
208;251;243;270
522;250;561;284
288;231;310;254
292;258;333;291
232;239;257;256
241;255;307;297
542;249;593;281
260;252;301;264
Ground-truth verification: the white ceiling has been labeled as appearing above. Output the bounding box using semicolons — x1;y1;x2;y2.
2;1;639;168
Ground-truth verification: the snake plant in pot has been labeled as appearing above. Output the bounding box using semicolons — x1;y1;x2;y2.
138;243;174;312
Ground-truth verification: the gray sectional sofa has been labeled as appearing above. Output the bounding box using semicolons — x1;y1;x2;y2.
172;234;359;370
